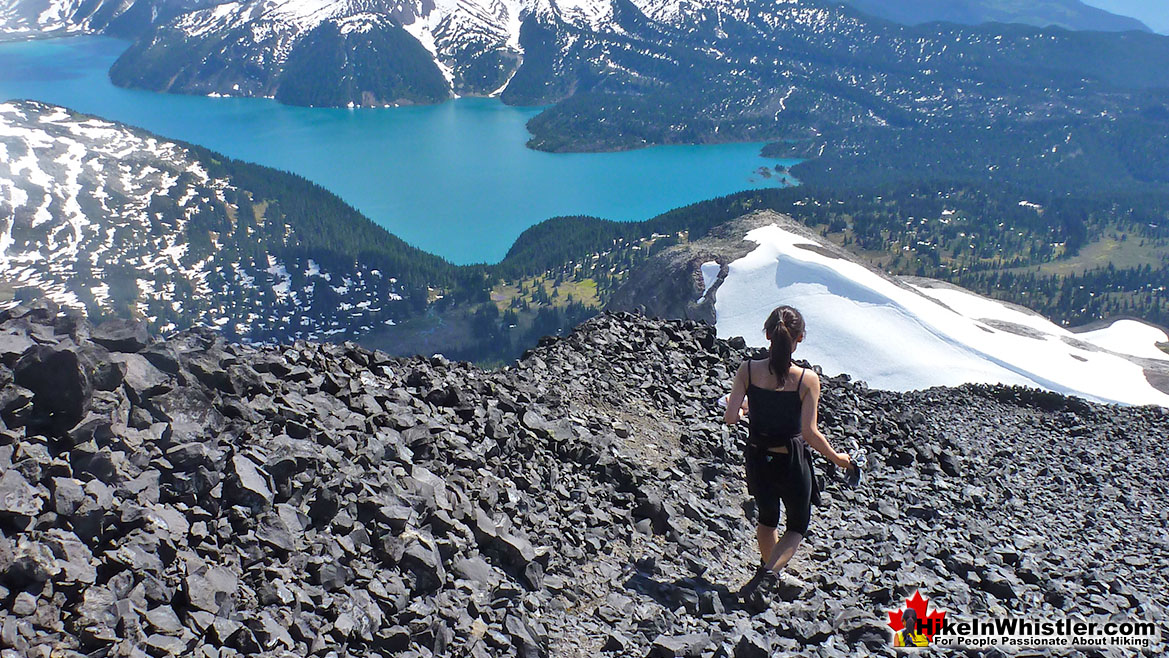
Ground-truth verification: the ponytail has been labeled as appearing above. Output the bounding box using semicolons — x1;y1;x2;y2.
763;305;806;380
769;323;792;377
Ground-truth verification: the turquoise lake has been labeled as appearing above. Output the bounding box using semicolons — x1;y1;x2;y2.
0;36;798;265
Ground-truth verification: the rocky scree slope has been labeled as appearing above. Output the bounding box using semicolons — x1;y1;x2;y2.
0;299;1167;657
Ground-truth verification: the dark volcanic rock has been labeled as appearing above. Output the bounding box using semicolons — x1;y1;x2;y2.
0;469;43;517
223;454;273;509
91;318;150;353
0;331;34;366
13;344;95;435
650;633;711;657
185;566;238;614
0;305;1165;657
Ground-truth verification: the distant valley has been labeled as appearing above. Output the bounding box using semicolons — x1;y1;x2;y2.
0;35;794;265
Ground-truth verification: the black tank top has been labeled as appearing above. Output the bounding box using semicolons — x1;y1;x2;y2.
745;360;804;448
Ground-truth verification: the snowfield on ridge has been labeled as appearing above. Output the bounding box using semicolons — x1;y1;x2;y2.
710;221;1169;407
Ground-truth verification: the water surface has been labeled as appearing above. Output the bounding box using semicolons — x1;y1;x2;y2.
0;36;798;264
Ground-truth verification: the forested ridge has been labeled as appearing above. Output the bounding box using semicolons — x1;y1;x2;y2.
213;116;1169;354
486;177;1169;335
188;145;458;287
58;124;1169;354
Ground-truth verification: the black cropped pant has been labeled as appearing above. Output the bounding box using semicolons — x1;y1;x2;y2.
744;441;814;535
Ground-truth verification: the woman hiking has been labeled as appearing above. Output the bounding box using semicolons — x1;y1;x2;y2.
724;305;851;587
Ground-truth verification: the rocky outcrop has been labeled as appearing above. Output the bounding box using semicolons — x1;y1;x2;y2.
608;211;832;323
0;297;1166;656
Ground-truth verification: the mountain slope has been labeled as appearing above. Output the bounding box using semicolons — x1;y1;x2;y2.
0;0;220;40
1081;0;1169;34
106;0;1169;152
0;303;1166;656
110;0;540;101
609;211;1169;406
0;100;454;342
840;0;1150;33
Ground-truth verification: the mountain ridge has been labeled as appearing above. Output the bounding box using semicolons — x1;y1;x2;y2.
840;0;1151;33
0;0;222;40
608;210;1169;406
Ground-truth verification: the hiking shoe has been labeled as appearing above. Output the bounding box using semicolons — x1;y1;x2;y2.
741;568;809;610
775;571;811;590
738;565;774;598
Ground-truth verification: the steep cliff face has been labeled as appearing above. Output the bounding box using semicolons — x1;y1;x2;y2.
0;299;1166;656
607;213;805;324
606;216;768;325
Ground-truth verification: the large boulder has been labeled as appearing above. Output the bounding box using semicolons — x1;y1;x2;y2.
91;319;150;353
0;470;43;517
223;455;274;510
13;344;95;435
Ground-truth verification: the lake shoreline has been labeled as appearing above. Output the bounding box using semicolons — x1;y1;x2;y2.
0;35;801;265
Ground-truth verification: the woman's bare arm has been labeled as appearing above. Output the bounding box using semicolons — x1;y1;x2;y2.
724;361;749;425
799;371;850;468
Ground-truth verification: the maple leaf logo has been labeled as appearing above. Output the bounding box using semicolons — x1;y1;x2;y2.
887;590;947;641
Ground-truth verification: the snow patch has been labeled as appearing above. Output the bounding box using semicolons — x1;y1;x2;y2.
712;223;1169;407
1076;320;1169;363
696;260;720;304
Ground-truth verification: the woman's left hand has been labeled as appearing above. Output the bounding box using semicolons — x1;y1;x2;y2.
832;452;851;469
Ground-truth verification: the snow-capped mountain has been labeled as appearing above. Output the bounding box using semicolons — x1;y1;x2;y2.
0;101;434;342
109;0;671;102
109;0;553;101
614;211;1169;406
0;0;218;40
105;0;1169;152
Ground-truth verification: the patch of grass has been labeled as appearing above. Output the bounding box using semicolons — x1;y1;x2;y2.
493;274;602;312
1035;234;1167;276
556;279;600;305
